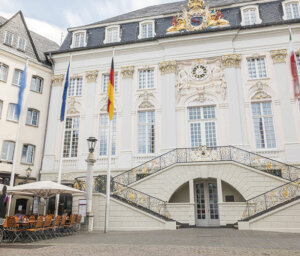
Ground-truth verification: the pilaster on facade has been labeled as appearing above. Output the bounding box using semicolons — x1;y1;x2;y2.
158;61;177;75
52;74;64;87
270;49;287;64
221;54;242;68
85;70;98;82
121;66;134;78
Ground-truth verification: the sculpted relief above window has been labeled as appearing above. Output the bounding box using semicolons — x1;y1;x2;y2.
176;58;227;104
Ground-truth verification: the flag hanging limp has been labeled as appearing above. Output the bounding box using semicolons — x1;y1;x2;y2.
16;63;27;119
60;63;70;122
107;58;115;121
289;29;300;98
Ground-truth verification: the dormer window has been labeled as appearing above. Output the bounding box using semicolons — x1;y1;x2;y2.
4;31;14;46
241;6;262;26
72;31;87;48
283;0;300;20
104;26;121;44
138;21;155;39
17;37;26;51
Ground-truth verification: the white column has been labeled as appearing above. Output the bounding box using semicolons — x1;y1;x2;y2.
159;61;177;152
217;178;223;203
189;179;194;203
222;54;249;149
119;66;134;168
79;71;98;170
42;75;64;172
270;50;300;162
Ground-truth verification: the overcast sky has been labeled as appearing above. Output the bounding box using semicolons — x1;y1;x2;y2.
0;0;177;44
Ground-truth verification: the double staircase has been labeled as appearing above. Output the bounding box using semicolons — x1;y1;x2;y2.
74;146;300;228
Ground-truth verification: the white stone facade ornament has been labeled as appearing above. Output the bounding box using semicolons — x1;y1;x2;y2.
176;58;227;103
251;91;271;100
121;66;135;78
159;61;177;75
85;70;98;82
138;91;155;109
67;97;81;114
221;54;242;68
52;75;64;87
270;49;287;64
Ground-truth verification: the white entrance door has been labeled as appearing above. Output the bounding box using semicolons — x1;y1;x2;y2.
195;181;220;226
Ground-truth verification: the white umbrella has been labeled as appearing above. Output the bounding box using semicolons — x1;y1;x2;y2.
9;181;84;215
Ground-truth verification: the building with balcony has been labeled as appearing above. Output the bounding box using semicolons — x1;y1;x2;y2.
42;0;300;232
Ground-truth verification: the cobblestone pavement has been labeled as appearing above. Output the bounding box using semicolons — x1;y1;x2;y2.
1;228;300;256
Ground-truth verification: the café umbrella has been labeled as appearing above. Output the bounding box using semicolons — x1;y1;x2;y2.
8;181;84;215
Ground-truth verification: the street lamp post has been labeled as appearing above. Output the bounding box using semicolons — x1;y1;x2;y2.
86;137;97;232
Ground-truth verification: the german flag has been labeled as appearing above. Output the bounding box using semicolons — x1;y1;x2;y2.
107;58;114;120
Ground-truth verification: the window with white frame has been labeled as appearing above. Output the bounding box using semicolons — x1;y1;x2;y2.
241;6;262;26
30;76;43;93
99;114;117;156
102;73;118;93
188;106;217;148
139;21;155;39
247;57;267;79
251;102;276;149
138;69;154;89
12;69;23;86
138;111;155;154
26;108;39;127
63;117;80;158
4;31;13;46
21;144;35;164
0;63;8;82
7;103;18;122
104;26;120;44
68;78;82;97
1;141;15;162
73;32;86;48
0;100;3;119
17;37;26;51
283;0;300;20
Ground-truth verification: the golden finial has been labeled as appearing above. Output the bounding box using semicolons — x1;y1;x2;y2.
188;0;205;9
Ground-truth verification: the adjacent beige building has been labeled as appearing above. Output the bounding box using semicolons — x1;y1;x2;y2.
0;11;58;214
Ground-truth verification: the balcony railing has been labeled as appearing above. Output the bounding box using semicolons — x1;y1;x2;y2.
113;146;300;186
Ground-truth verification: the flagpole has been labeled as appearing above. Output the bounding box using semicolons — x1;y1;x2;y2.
104;48;115;233
7;59;29;215
55;54;72;217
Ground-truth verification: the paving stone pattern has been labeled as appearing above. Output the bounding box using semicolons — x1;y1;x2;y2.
1;228;300;256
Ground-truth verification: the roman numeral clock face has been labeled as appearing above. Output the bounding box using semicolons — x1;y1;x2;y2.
192;64;208;80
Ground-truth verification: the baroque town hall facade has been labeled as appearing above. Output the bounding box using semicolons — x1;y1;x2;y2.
41;0;300;232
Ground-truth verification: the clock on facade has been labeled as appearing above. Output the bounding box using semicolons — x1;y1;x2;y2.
192;64;208;80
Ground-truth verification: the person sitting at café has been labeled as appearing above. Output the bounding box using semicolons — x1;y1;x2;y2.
15;210;25;219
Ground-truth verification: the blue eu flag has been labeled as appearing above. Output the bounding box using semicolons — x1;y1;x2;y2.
60;63;70;122
16;63;27;119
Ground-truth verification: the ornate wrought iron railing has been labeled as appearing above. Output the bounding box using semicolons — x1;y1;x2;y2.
242;178;300;220
74;176;171;220
113;181;170;219
113;146;300;186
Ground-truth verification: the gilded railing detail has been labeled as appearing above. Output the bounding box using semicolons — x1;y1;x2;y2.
242;179;300;219
113;146;300;186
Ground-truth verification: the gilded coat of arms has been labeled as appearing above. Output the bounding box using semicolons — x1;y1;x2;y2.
167;0;229;33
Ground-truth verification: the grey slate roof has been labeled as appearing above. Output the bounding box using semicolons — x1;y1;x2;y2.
55;0;299;54
0;14;59;64
88;0;259;26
